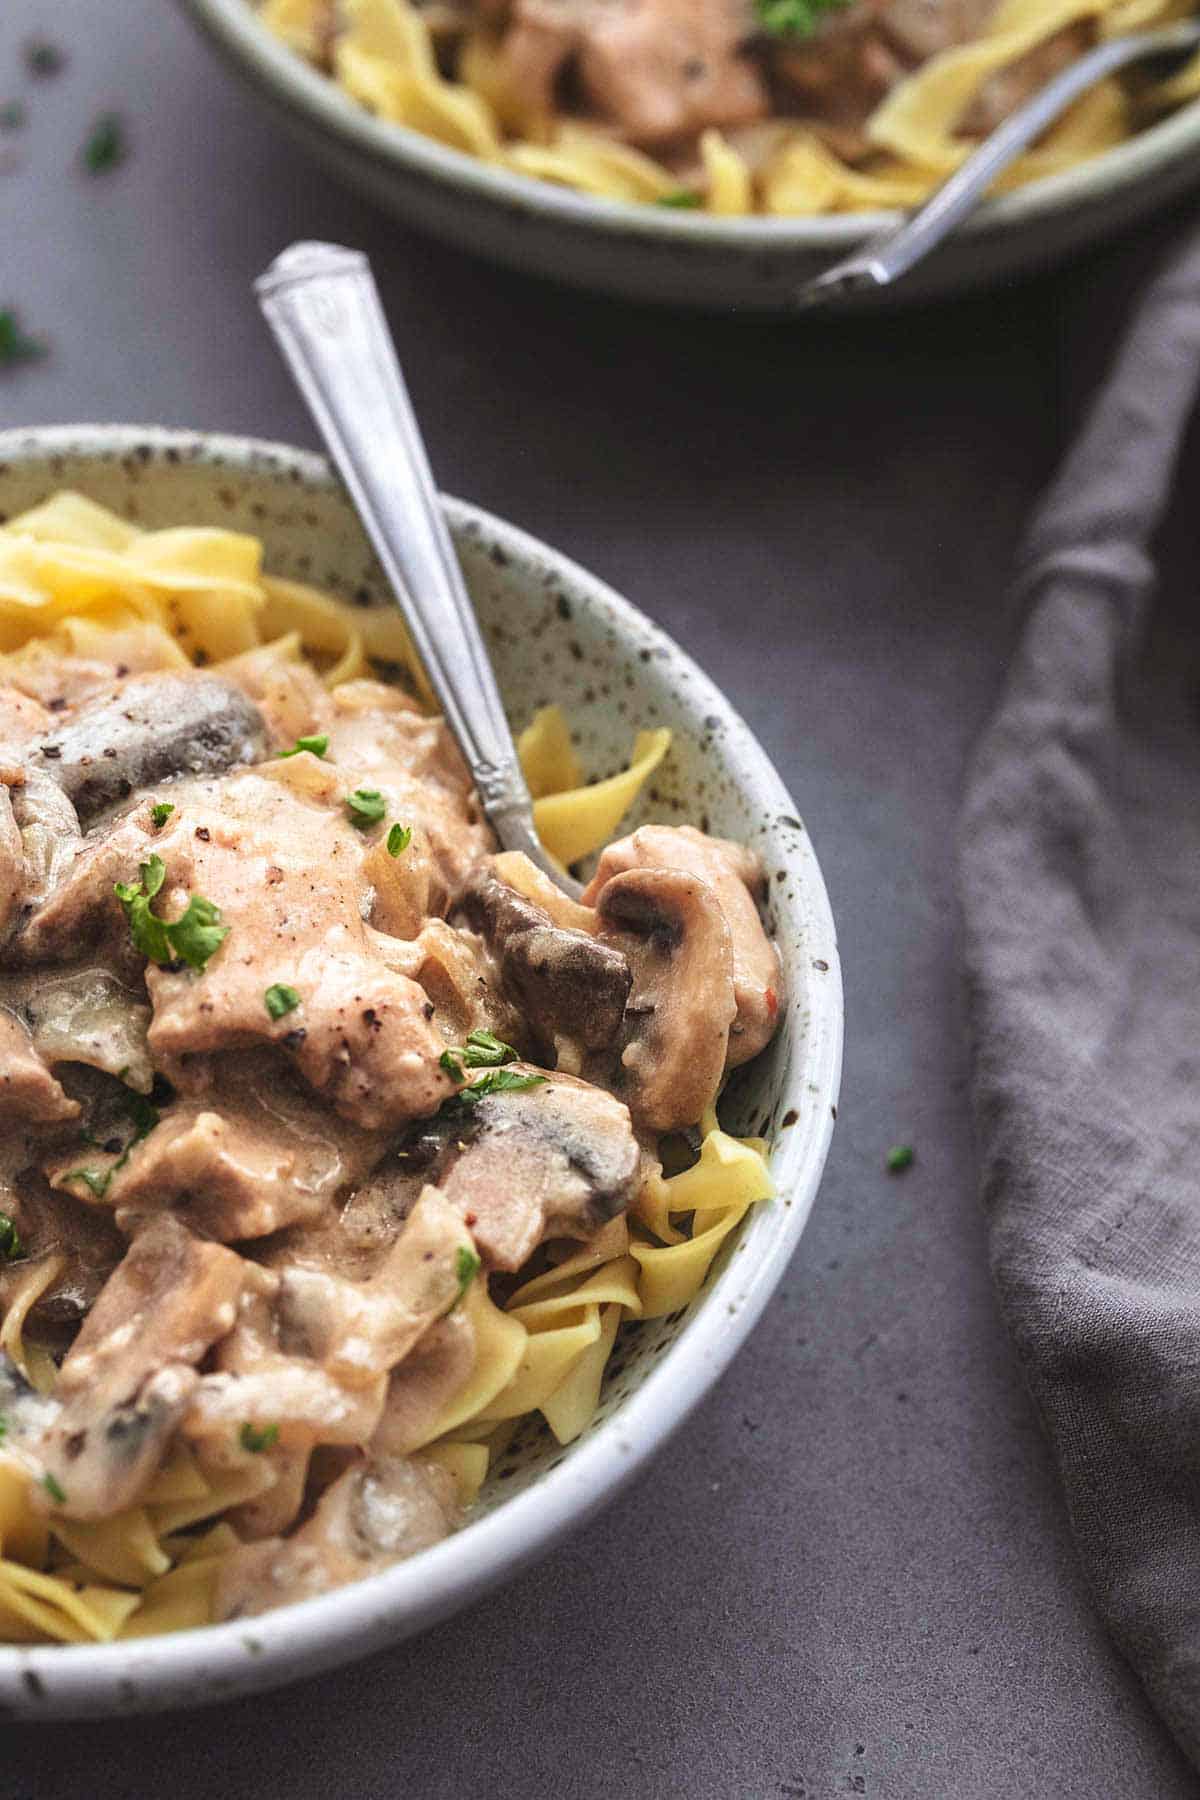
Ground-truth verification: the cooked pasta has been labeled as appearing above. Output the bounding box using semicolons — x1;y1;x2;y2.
0;493;778;1639
254;0;1200;217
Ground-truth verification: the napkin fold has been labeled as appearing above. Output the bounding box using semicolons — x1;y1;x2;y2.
960;220;1200;1767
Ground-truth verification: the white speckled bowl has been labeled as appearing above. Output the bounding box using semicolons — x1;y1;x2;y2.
0;425;841;1717
178;0;1200;311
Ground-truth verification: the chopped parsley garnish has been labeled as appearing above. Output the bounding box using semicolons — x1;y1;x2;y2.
151;801;174;828
885;1144;915;1174
279;733;329;760
386;822;412;857
41;1472;66;1504
0;1213;23;1262
439;1029;518;1082
82;113;126;174
115;855;229;972
345;787;386;828
25;39;65;78
755;0;849;35
264;983;300;1021
658;189;702;209
0;102;27;132
63;1088;160;1200
441;1068;546;1114
0;1417;7;1444
239;1422;279;1454
462;1029;517;1068
0;309;46;368
452;1244;480;1307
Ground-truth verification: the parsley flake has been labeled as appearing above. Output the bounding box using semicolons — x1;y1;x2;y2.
264;983;300;1021
452;1244;480;1307
0;309;46;368
239;1422;279;1454
41;1471;66;1504
658;189;702;209
25;39;65;78
346;787;386;828
0;102;26;132
82;113;125;174
439;1030;518;1085
386;822;412;857
279;733;329;760
755;0;850;35
0;1213;23;1261
63;1088;160;1200
0;1417;7;1444
151;801;174;828
885;1144;915;1174
115;857;229;973
441;1067;546;1114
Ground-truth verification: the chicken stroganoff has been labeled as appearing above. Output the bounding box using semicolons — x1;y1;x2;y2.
257;0;1200;216
0;491;779;1640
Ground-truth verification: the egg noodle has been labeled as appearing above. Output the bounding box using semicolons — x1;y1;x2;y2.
0;491;773;1641
257;0;1200;216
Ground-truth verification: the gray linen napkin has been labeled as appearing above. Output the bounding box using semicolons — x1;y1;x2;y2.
959;221;1200;1766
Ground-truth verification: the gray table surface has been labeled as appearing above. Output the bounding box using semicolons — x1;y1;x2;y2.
2;3;1199;1795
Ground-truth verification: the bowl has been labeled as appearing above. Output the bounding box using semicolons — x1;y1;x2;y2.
178;0;1200;312
0;424;842;1716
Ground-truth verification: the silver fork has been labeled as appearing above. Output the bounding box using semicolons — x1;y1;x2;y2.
255;241;583;899
794;18;1200;310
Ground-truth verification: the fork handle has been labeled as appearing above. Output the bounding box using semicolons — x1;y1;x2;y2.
255;241;574;889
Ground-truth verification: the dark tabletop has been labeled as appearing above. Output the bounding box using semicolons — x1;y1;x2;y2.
2;3;1198;1795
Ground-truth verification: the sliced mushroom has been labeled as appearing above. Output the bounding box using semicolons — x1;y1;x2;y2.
213;1453;459;1621
593;867;737;1133
584;824;781;1068
274;1186;475;1386
390;1067;640;1271
33;1216;260;1519
458;870;631;1061
33;672;268;824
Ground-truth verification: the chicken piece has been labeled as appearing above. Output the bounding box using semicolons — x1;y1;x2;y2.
324;680;493;907
47;1057;388;1243
0;1008;79;1124
494;0;767;146
583;824;780;1067
458;870;631;1063
388;1067;640;1270
184;1292;388;1454
18;768;454;1130
592;866;736;1132
33;1217;260;1520
33;672;268;824
271;1186;476;1386
214;1454;459;1621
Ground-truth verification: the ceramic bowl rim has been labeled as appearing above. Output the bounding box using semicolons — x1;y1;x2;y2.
0;423;842;1717
181;0;1200;253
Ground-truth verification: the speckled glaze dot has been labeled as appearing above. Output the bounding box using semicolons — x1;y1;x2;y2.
0;425;841;1720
